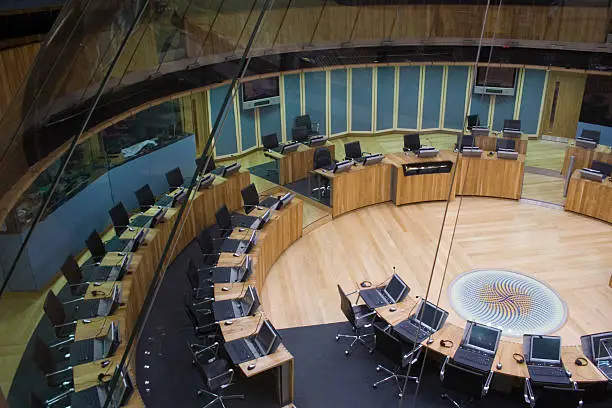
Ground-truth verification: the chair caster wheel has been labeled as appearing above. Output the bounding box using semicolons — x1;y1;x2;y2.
335;336;339;341
376;366;381;372
373;384;377;389
197;390;203;396
369;349;374;354
398;393;403;398
192;360;196;366
345;350;350;356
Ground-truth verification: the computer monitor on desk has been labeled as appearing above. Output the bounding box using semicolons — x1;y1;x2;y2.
414;300;448;332
463;322;501;354
581;129;601;144
344;141;362;160
503;119;521;131
222;162;241;177
591;160;612;177
530;335;562;364
590;333;612;361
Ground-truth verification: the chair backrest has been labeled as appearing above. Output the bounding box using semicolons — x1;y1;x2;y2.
165;167;184;189
215;205;233;230
193;348;230;392
503;119;521;131
344;141;362;159
32;336;53;375
313;147;332;170
30;392;45;408
241;183;260;214
404;134;421;151
185;258;199;289
374;324;404;364
459;135;474;151
196;230;214;253
85;230;107;259
109;202;130;236
441;358;487;400
196;155;216;174
184;296;200;333
337;285;357;326
591;160;612;177
496;138;516;151
135;184;155;212
581;129;601;144
262;133;279;150
43;291;66;326
536;385;584;408
292;126;310;142
467;114;480;129
61;255;83;286
295;114;312;130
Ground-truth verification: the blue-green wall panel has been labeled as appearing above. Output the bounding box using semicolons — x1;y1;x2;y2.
470;94;491;126
376;67;395;130
351;68;373;131
493;95;516;131
258;104;282;140
304;71;327;135
210;85;237;156
284;74;301;139
519;69;546;134
444;66;468;129
397;66;420;129
239;107;256;150
422;66;443;129
330;69;348;134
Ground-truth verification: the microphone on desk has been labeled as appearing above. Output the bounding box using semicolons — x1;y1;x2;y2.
245;313;265;370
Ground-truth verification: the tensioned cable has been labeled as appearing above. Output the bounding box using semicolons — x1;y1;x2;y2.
0;2;150;298
102;2;274;404
153;0;198;76
399;1;493;406
478;0;504;105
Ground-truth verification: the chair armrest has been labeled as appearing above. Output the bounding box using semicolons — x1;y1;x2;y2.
402;344;422;367
46;387;75;405
212;368;235;390
62;297;85;305
524;378;535;407
482;370;494;396
440;355;450;382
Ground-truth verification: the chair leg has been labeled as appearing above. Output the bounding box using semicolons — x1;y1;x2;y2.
335;328;375;355
373;364;418;398
441;393;463;408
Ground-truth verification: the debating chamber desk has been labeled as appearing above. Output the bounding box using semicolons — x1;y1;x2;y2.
565;170;612;225
265;142;336;185
474;133;529;155
366;292;608;386
561;141;612;176
312;150;525;218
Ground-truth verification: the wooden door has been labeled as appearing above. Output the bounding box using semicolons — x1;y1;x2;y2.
540;71;586;139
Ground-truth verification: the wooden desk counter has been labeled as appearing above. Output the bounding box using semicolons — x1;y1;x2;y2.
385;151;457;205
376;297;418;327
495;341;529;378
214;282;251;301
314;162;392;218
75;312;126;342
220;313;266;342
565;171;612;224
562;142;612;176
455;152;525;200
421;323;463;357
561;346;607;383
84;281;124;301
266;143;336;185
475;134;529;155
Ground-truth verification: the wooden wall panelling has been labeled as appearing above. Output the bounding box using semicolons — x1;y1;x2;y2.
309;4;359;44
351;6;398;43
111;24;159;79
275;4;324;46
561;144;612;176
540;71;586;139
0;42;40;119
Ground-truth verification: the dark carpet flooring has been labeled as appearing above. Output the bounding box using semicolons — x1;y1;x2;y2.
248;162;280;185
136;240;612;408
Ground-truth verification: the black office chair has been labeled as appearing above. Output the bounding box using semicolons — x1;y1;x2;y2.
292;114;318;142
262;133;280;151
43;291;77;339
496;138;516;151
60;255;89;298
215;204;259;233
32;336;74;395
166;166;185;190
196;155;217;174
372;322;421;398
503;119;521;131
108;202;131;236
344;140;368;160
456;135;475;152
530;383;584;408
466;114;480;130
185;258;214;302
591;160;612;177
189;342;245;408
312;147;334;197
439;356;493;407
196;230;223;266
135;184;156;212
241;183;278;214
85;230;107;262
403;134;421;152
184;296;217;358
335;285;376;355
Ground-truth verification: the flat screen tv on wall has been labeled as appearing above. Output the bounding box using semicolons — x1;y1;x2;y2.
474;67;517;96
241;77;280;110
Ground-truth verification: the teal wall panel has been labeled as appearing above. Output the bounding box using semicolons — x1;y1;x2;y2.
284;74;301;139
210;85;237;156
351;68;373;131
376;67;395;130
519;69;546;134
239;107;256;150
304;71;327;135
397;66;420;129
422;66;443;129
258;104;282;140
330;69;348;134
493;95;516;131
470;94;491;127
444;66;468;129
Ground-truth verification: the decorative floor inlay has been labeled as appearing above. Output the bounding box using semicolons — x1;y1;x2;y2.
448;269;567;337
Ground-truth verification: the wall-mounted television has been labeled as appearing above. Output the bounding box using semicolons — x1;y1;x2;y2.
474;67;517;96
241;77;280;110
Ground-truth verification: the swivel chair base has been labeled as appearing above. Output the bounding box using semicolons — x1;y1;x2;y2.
441;393;473;408
335;328;375;355
373;364;419;398
197;388;244;408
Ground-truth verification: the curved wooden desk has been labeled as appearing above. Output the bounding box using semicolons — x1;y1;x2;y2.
373;296;607;385
565;170;612;224
562;142;612;176
475;134;529;155
265;143;336;185
455;151;525;200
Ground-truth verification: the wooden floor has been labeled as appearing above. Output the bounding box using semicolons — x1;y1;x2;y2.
262;198;612;346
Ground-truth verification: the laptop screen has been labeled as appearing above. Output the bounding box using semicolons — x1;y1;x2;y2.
243;286;255;314
103;321;120;357
255;320;277;355
415;300;445;330
465;323;500;353
105;365;133;408
591;333;612;360
530;336;561;363
384;274;407;303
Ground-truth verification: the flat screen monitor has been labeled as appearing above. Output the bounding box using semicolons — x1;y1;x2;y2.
503;119;521;131
241;184;260;214
242;77;280;102
415;300;445;331
243;286;255;313
404;134;421;152
459;135;474;150
476;67;517;88
240;255;253;282
256;320;278;355
581;129;601;144
496;138;516;151
591;160;612;177
383;274;408;303
103;321;120;358
222;163;241;177
591;332;612;360
530;335;562;364
165;167;184;189
196;156;216;174
465;323;501;354
105;365;133;408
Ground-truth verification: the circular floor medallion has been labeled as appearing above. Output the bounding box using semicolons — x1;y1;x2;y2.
448;269;567;337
